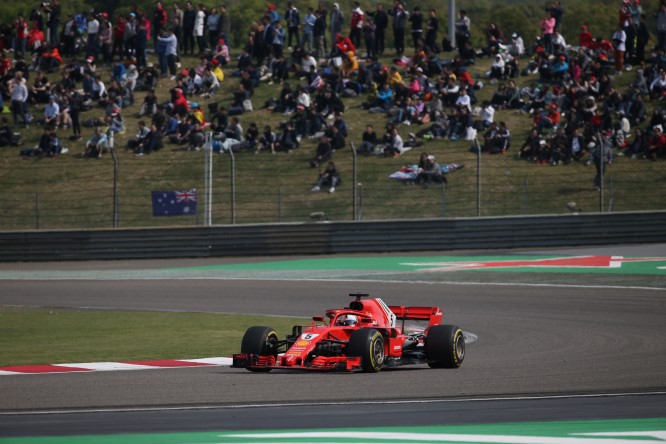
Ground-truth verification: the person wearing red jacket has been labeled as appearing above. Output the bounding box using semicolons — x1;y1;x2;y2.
113;18;127;61
579;25;593;49
152;1;168;50
171;87;189;116
335;33;356;56
15;15;29;60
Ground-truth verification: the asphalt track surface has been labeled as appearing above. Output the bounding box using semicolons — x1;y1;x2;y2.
0;245;665;437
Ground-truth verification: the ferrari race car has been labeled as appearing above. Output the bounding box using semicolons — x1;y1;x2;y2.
232;293;465;372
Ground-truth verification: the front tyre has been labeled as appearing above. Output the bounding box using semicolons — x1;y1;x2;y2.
240;326;279;372
425;325;465;368
347;328;385;372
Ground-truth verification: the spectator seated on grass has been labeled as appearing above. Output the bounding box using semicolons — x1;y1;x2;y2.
274;120;300;152
30;72;52;105
311;161;341;193
136;63;159;91
357;124;378;154
187;121;205;151
243;122;260;151
107;80;133;109
257;125;277;154
482;121;511;154
127;121;150;150
0;118;21;146
20;127;67;158
84;126;110;158
138;89;158;117
415;153;445;187
168;115;195;145
223;117;244;142
42;95;60;127
309;134;333;167
315;89;345;119
133;124;164;157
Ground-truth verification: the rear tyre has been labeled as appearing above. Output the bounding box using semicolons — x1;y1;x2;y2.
347;328;385;372
240;326;279;372
425;325;465;368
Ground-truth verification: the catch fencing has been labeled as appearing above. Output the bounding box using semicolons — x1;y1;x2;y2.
0;142;664;230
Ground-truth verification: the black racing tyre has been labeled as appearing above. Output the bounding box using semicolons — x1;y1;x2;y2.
240;326;279;372
425;325;465;368
347;328;385;372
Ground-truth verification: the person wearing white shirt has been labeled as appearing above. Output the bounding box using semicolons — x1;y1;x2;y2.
92;77;106;100
455;88;471;111
612;25;627;74
194;4;206;54
479;101;495;128
10;74;29;127
490;54;505;82
86;13;100;59
552;31;567;52
509;32;524;56
296;86;311;109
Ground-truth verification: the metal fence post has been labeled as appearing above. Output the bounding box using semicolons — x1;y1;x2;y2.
524;177;529;215
475;137;482;217
111;146;119;228
277;186;282;221
351;142;358;221
596;131;604;213
358;183;364;221
229;148;236;224
441;183;446;217
609;175;614;213
35;192;40;230
204;132;214;226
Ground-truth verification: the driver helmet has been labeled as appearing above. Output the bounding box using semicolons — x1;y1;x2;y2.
338;314;358;326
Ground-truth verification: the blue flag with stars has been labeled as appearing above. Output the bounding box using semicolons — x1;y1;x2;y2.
151;190;198;216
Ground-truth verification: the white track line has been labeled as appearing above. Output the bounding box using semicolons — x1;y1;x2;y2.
1;391;665;415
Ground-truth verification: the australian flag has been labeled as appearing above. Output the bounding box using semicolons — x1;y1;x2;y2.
151;189;198;216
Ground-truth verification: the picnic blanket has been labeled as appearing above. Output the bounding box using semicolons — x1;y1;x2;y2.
389;163;464;181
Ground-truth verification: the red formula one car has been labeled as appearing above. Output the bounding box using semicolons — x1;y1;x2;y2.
232;293;465;372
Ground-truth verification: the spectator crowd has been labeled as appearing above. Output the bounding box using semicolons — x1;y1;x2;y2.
1;0;664;193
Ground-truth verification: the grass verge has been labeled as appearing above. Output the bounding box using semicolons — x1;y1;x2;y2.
0;306;306;367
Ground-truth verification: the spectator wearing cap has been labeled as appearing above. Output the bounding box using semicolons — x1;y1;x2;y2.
415;154;443;187
107;109;125;135
550;54;569;83
509;32;524;56
329;3;345;56
213;38;230;65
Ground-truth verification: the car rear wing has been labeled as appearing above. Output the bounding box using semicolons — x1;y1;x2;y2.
388;306;443;326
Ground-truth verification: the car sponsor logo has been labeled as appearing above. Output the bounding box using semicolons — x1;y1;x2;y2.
295;340;311;347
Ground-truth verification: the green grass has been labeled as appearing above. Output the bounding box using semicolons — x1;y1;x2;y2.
0;52;664;230
0;306;307;367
